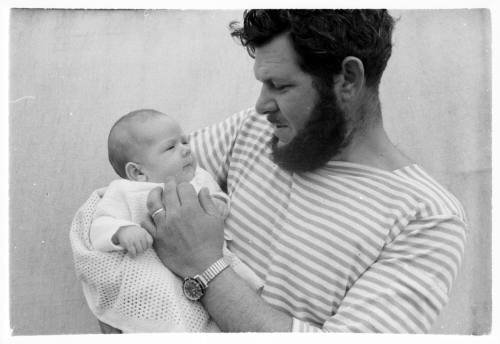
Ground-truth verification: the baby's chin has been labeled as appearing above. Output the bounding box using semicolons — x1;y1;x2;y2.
175;162;197;183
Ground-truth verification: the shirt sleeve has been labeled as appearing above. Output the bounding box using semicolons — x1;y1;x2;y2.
189;108;252;188
90;181;138;252
292;214;467;333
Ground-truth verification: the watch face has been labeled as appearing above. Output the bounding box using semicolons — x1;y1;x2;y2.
183;277;205;301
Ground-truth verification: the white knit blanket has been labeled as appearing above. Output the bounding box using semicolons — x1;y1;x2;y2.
69;189;219;333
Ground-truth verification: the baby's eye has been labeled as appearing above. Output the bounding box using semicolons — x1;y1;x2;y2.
165;145;174;151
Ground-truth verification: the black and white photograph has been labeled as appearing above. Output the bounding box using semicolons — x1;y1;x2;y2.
3;0;495;341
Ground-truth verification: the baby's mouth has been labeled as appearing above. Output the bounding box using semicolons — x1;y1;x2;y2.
183;157;195;169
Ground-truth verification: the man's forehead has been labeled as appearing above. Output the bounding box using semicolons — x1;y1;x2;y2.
253;33;301;78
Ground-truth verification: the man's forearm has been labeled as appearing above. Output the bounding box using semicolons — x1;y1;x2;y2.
145;183;293;331
201;267;293;332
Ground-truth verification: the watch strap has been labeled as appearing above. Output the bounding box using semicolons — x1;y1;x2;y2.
197;257;229;287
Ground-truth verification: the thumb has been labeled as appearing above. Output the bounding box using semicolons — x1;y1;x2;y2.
198;188;219;216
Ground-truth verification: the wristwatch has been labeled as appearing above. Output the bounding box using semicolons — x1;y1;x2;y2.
182;257;229;301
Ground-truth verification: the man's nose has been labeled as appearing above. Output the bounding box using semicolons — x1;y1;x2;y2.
255;85;277;115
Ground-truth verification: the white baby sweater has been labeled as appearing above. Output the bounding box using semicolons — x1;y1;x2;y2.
70;168;261;333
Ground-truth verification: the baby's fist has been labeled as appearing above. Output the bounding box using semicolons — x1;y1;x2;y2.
113;225;153;258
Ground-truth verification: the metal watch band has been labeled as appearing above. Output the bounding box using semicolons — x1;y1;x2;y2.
197;257;229;287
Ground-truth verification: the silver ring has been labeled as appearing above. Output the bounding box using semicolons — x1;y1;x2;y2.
151;207;165;219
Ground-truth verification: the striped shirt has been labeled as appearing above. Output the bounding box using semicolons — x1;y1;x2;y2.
190;108;467;333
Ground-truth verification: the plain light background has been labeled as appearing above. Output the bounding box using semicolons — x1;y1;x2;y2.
9;9;491;335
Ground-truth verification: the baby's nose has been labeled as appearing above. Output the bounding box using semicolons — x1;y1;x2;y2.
182;144;191;156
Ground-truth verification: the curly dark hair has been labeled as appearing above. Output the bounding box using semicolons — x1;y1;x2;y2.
230;9;395;88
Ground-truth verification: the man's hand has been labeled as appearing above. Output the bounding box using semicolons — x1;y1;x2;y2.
112;225;153;258
143;179;292;332
145;179;225;277
212;197;230;218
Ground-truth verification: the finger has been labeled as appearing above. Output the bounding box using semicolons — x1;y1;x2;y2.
145;233;154;247
147;187;167;229
147;186;164;215
198;187;219;216
162;178;181;213
177;182;200;208
137;240;146;254
127;245;137;258
134;242;144;255
140;237;149;252
135;238;144;254
140;219;157;239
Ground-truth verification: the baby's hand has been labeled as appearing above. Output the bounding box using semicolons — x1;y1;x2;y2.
112;225;153;258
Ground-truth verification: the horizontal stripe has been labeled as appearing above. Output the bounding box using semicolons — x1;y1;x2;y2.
190;108;468;333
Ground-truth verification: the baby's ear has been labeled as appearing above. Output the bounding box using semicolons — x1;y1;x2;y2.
125;162;147;182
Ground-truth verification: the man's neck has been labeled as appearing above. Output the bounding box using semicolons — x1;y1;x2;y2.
336;114;413;172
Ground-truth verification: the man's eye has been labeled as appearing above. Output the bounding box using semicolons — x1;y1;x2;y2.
273;84;289;91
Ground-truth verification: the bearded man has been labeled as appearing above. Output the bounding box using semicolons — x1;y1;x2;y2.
144;9;467;333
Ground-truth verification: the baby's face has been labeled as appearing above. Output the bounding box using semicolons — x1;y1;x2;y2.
134;116;197;183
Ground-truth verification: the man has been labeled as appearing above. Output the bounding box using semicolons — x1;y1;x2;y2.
144;9;467;333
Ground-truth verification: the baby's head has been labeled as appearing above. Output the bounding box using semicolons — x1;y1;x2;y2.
108;109;197;183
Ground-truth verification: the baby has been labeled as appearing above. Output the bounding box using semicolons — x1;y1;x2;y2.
91;109;230;257
85;109;262;332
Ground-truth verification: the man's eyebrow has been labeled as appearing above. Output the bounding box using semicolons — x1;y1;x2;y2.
258;76;288;84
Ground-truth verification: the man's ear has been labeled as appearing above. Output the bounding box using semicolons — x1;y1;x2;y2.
125;162;147;182
334;56;365;103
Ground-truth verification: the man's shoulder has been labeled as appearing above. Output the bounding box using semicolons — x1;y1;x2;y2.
231;107;269;132
395;165;467;221
232;108;273;146
245;107;268;125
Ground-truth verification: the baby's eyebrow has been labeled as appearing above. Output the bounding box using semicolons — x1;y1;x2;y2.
160;138;177;147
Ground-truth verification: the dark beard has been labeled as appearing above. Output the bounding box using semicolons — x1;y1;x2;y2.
270;84;351;173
